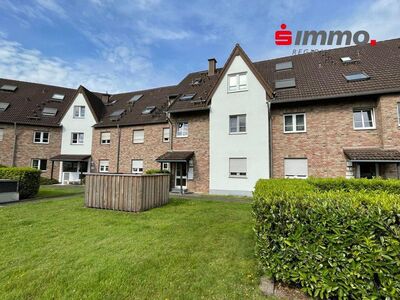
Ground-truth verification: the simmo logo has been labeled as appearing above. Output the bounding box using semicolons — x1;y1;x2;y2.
275;24;376;46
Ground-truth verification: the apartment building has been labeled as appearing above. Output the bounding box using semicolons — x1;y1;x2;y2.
1;38;400;195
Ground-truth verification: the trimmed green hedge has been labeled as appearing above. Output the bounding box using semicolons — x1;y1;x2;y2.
253;179;400;299
40;176;59;185
145;169;170;175
0;167;41;199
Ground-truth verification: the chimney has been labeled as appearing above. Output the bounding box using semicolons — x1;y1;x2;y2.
101;93;110;104
208;58;217;76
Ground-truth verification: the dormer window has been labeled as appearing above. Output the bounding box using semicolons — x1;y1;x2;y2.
228;73;247;93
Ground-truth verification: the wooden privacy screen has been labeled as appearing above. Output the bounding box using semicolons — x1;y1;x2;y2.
85;173;170;212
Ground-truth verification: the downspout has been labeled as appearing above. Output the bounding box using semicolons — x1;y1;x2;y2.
166;112;173;151
11;122;17;166
116;124;121;173
267;97;274;179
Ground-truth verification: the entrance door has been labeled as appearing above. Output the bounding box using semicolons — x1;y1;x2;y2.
175;163;187;189
358;162;378;179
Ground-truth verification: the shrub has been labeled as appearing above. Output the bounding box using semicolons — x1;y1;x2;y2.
253;179;400;299
40;176;59;185
0;167;41;199
145;169;170;175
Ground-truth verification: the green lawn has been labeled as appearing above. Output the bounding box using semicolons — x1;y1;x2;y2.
0;186;264;299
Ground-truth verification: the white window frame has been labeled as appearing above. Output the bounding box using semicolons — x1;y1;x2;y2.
163;127;170;143
283;113;306;133
133;130;145;144
33;131;50;144
176;121;188;138
0;128;3;141
397;103;400;126
162;162;170;171
229;114;247;134
73;105;85;118
353;108;376;130
229;158;247;178
99;160;109;173
71;132;84;144
227;72;248;93
131;159;144;174
31;159;47;171
100;132;111;144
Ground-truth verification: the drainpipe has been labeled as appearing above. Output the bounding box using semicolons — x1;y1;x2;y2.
267;99;273;179
116;124;121;173
11;122;17;166
166;112;173;151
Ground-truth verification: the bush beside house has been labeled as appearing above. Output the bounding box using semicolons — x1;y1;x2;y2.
0;167;41;199
253;178;400;299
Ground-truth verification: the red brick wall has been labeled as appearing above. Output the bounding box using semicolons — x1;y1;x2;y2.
91;123;170;173
271;97;383;178
0;123;61;179
170;111;209;193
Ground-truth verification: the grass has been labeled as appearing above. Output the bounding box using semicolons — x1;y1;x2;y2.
0;186;264;299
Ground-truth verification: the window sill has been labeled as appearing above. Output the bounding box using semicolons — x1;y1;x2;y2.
229;176;247;179
176;136;188;138
283;131;306;134
133;142;144;144
353;127;376;131
227;89;248;94
229;132;247;135
33;142;50;144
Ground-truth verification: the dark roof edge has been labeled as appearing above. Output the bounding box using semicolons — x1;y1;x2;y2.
0;121;61;128
94;120;168;129
168;106;210;114
272;88;400;104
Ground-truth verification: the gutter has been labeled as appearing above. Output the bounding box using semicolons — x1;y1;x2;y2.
166;112;173;151
272;88;400;105
167;106;210;114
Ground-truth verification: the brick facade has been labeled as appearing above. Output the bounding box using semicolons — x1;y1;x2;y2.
170;111;209;193
91;123;170;173
271;95;400;178
0;123;61;179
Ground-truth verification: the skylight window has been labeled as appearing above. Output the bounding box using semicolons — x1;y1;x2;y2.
0;102;10;112
142;106;156;115
0;84;17;92
275;61;293;71
51;93;65;101
344;72;370;82
340;57;352;63
275;78;296;89
180;93;196;101
42;107;58;117
109;109;125;121
128;94;143;104
191;78;202;85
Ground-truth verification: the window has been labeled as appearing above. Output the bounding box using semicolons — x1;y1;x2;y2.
284;158;308;178
163;128;170;143
162;162;170;171
228;73;247;92
128;94;143;104
132;160;143;174
109;109;125;121
0;102;10;112
32;159;47;171
340;56;352;63
0;128;3;141
42;107;57;117
51;93;65;101
33;131;49;143
73;106;85;118
180;93;196;101
275;61;293;71
353;109;375;129
101;132;111;144
397;103;400;126
142;106;155;114
133;130;144;143
344;72;370;82
176;122;188;137
0;85;17;92
229;158;247;177
229;115;246;134
99;160;109;173
275;78;296;89
284;113;306;133
71;132;84;144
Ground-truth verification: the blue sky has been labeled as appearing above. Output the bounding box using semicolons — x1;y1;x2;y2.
0;0;399;93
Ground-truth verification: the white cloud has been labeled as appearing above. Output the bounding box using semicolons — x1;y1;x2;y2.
0;36;173;93
35;0;67;18
137;21;192;43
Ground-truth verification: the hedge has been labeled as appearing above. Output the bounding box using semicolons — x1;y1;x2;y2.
40;176;59;185
0;167;41;199
145;169;170;175
253;179;400;299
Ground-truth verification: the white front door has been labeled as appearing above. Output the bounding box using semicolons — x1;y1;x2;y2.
175;163;187;189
